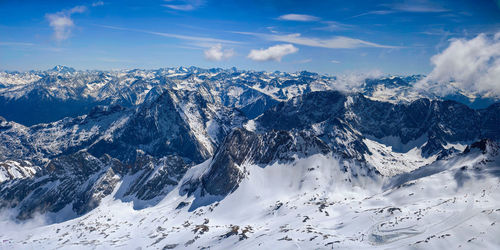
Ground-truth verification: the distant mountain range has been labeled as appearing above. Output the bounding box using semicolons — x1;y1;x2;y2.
1;66;497;126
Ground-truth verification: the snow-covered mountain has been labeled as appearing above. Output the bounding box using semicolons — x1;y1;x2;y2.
1;66;497;126
0;67;499;249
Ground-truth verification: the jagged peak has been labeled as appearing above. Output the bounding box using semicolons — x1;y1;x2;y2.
463;138;499;155
49;65;76;73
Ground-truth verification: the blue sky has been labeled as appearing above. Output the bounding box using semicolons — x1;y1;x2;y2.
1;0;499;74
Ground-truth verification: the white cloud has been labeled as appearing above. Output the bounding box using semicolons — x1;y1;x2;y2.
277;14;319;22
163;0;204;11
45;6;87;41
416;32;500;97
68;6;87;14
248;44;298;62
236;32;398;49
332;70;383;92
331;60;341;63
46;15;74;41
204;44;235;61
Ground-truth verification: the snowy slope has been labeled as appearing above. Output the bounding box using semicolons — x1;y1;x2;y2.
0;143;498;249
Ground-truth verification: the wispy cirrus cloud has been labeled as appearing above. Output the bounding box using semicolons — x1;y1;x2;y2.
248;44;298;62
314;21;353;31
236;31;399;49
390;2;448;13
163;0;204;11
278;14;351;32
351;0;448;18
277;14;320;22
351;10;395;18
98;25;241;45
0;42;35;46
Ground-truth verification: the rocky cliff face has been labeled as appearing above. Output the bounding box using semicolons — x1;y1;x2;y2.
258;91;500;159
182;127;356;197
0;159;39;183
0;149;195;220
0;151;123;219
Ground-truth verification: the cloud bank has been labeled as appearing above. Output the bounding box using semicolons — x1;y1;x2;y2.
417;32;500;97
248;44;298;62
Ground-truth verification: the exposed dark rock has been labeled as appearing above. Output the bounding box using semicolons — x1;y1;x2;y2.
124;154;190;200
464;139;499;155
0;151;123;219
185;128;331;197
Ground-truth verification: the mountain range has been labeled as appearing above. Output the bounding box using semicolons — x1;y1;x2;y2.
0;66;499;249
